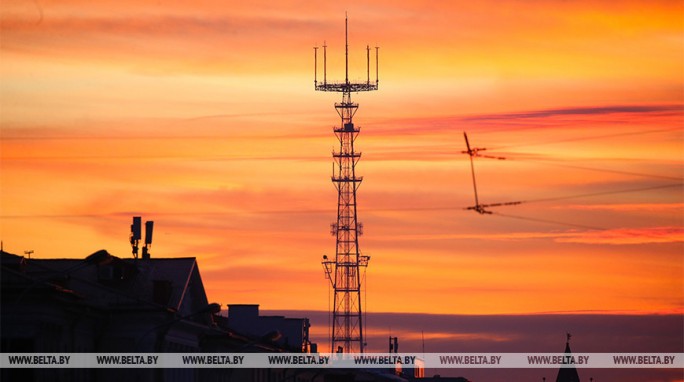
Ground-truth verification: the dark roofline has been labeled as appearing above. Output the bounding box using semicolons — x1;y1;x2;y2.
3;251;180;314
227;304;260;307
1;264;84;301
1;252;199;263
124;257;198;261
175;258;198;311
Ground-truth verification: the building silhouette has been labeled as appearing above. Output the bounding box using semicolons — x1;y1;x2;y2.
1;249;415;382
224;304;312;353
556;334;581;382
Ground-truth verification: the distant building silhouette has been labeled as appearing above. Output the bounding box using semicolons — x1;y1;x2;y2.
1;249;409;382
556;333;581;382
224;304;312;352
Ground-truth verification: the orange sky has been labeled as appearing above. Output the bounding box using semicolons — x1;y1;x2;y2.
1;0;682;315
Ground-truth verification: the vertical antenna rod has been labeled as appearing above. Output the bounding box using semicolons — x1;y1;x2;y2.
366;45;370;85
324;42;327;85
345;15;349;84
315;16;379;354
314;46;318;86
375;46;379;85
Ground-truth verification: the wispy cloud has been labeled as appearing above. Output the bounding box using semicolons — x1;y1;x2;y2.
555;226;684;245
463;104;684;122
562;203;684;212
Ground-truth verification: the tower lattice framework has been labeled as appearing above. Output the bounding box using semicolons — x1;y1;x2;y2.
315;17;378;354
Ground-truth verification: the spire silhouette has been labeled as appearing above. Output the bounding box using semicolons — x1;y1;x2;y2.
556;333;580;382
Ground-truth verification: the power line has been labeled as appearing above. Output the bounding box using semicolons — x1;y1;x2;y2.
492;212;604;231
457;126;682;182
488;126;682;151
468;183;682;231
519;183;682;205
507;157;681;182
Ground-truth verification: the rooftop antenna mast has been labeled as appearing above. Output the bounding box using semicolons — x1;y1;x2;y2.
130;216;142;258
130;216;154;259
315;15;378;354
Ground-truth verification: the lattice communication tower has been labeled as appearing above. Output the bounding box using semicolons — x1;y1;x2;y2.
315;16;378;354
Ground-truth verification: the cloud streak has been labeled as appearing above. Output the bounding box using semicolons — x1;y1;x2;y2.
463;104;684;122
555;226;684;245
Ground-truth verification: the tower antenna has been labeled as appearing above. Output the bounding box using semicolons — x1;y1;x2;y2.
345;14;349;84
314;16;379;354
314;46;318;86
366;45;370;85
375;46;379;86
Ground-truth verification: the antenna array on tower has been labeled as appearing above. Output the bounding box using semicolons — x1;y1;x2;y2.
314;18;379;93
314;16;379;354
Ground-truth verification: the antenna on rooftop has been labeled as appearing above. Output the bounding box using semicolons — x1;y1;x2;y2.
130;216;154;259
315;15;379;354
142;220;154;260
130;216;142;258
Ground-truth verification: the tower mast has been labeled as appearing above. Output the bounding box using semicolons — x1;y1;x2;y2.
315;16;379;354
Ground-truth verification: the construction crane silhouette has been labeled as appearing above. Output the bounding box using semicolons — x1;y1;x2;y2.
462;132;522;214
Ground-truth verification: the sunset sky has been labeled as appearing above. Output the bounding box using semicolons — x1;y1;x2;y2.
1;0;682;323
